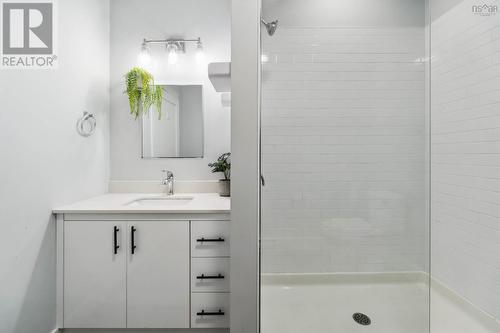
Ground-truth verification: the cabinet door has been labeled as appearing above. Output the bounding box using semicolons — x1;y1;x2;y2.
127;221;190;328
64;221;126;328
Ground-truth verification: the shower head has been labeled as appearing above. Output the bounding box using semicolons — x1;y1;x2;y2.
261;19;278;36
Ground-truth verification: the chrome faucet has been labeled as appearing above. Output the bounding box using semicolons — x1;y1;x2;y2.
161;169;174;195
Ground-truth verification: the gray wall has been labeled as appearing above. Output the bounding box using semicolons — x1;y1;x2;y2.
263;0;426;27
430;0;463;21
109;0;231;182
0;0;110;332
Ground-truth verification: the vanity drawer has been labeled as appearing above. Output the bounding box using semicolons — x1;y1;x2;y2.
191;293;230;328
191;258;230;293
191;221;230;257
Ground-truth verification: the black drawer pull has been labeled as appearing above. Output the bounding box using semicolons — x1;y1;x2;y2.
196;237;225;242
131;226;137;254
113;226;120;254
197;309;225;316
196;274;225;280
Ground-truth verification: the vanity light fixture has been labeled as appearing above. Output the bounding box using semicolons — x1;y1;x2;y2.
139;37;204;66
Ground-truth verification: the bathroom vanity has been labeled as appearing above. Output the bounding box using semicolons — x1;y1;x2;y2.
53;193;230;330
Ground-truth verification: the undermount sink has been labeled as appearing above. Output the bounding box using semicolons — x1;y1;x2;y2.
127;196;194;207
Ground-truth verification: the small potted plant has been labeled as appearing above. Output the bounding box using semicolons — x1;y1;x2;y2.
208;152;231;197
124;67;163;119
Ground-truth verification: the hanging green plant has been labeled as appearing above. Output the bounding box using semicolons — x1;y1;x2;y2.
124;67;163;119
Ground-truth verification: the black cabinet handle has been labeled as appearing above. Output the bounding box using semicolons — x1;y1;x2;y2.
196;237;225;242
196;273;225;280
131;226;137;254
196;309;225;316
113;226;120;254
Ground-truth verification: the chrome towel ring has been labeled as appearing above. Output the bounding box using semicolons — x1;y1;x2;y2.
76;111;96;137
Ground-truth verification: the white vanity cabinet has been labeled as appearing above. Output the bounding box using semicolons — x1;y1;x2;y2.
56;210;230;331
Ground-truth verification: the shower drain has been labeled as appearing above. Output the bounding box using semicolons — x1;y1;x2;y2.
352;313;371;326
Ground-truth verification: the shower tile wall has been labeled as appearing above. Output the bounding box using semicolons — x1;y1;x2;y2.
261;27;426;273
431;0;500;319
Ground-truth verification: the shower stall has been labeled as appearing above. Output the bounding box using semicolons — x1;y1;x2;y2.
253;0;500;332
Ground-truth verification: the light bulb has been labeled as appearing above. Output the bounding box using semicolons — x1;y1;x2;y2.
138;42;151;67
196;40;204;63
166;43;178;65
168;49;178;64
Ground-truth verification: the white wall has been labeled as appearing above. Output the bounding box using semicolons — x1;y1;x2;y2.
431;0;500;319
0;0;110;332
109;0;231;182
261;0;427;273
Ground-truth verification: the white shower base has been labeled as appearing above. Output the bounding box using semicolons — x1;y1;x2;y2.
261;273;500;333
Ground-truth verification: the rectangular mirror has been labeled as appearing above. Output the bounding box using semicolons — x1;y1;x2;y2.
142;85;204;158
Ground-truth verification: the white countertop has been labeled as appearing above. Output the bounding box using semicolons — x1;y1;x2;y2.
53;193;230;214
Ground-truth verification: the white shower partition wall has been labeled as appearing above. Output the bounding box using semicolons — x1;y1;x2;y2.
230;1;261;333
